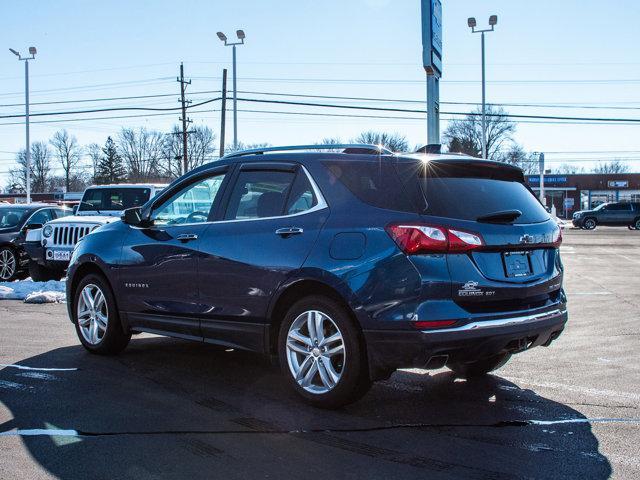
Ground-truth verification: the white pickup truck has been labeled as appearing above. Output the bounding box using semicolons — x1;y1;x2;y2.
25;184;166;280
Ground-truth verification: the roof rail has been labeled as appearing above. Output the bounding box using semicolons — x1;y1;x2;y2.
223;143;394;158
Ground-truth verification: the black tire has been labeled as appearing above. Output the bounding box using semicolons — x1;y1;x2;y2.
447;352;512;378
633;218;640;230
28;261;64;282
278;295;371;408
72;273;130;355
583;217;597;230
0;246;19;281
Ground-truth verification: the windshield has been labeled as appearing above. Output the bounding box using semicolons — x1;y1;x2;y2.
594;203;607;211
78;188;151;213
0;207;30;229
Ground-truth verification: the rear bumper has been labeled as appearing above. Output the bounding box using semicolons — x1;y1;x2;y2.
364;307;567;380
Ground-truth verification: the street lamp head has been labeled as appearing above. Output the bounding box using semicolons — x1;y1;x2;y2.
216;32;227;42
467;17;476;28
489;15;498;26
9;48;20;57
28;46;37;55
236;29;245;40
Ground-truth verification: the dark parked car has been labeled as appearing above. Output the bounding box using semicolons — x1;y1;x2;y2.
572;202;640;230
0;204;71;281
66;144;567;408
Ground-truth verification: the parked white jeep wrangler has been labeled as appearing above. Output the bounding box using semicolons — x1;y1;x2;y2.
25;184;166;281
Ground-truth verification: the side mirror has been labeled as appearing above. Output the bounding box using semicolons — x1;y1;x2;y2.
22;223;43;232
122;207;150;227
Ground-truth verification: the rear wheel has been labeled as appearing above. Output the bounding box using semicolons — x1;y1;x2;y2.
278;295;370;408
447;353;512;378
0;247;18;281
28;261;64;282
583;217;597;230
633;218;640;230
72;274;130;354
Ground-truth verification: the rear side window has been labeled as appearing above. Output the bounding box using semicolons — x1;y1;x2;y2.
418;163;549;224
225;170;295;220
323;161;420;213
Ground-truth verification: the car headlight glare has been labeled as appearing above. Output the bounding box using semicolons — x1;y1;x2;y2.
42;225;53;237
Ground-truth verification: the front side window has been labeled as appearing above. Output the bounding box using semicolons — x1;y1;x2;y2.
224;170;296;220
151;174;225;226
0;207;29;229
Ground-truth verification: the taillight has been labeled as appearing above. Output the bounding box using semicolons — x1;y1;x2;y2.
386;223;484;254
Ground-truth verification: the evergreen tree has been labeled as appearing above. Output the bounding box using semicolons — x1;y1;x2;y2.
95;137;126;184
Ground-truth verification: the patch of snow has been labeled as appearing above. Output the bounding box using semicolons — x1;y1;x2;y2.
0;278;66;303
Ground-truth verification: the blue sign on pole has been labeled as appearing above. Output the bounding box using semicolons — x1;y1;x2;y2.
421;0;443;77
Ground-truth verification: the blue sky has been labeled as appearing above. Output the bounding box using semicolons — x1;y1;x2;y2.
1;0;640;183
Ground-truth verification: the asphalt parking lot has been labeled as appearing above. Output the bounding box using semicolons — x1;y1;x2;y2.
1;227;638;479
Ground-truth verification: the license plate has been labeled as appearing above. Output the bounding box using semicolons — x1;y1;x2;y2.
52;250;70;261
503;251;531;277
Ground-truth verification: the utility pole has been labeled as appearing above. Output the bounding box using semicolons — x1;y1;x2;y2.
538;152;546;205
177;62;192;175
9;47;36;203
219;68;227;157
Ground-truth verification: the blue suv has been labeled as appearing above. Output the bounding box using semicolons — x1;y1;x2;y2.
66;144;567;408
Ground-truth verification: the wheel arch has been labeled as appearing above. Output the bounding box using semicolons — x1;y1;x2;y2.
266;277;364;356
67;260;120;326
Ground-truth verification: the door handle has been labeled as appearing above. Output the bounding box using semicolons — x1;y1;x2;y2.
275;227;304;237
176;233;198;242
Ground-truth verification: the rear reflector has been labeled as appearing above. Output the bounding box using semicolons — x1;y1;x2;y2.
386;223;484;254
413;320;458;330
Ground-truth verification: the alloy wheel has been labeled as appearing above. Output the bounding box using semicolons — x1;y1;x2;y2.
0;249;16;281
584;219;596;230
77;283;109;345
285;310;345;394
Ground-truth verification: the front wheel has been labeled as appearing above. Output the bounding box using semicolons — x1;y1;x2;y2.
632;218;640;230
73;274;130;354
278;295;370;408
447;353;512;378
0;247;19;281
583;218;597;230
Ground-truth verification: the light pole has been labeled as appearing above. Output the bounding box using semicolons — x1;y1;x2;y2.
9;47;36;203
216;30;245;150
467;15;497;159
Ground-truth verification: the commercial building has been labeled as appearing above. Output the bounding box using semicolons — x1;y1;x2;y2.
526;173;640;218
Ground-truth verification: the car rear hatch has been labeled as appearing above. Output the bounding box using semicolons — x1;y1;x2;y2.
391;157;563;315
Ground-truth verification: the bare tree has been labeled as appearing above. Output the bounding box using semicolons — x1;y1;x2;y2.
353;131;409;152
50;130;82;192
443;105;515;159
161;125;217;179
224;141;271;155
7;142;53;194
554;163;585;174
498;144;538;174
593;160;629;174
117;127;164;181
86;143;103;182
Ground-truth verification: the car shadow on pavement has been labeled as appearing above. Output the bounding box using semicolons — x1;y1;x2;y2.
0;337;612;480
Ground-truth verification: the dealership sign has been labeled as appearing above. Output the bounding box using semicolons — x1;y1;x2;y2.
527;176;568;185
608;180;629;188
421;0;442;76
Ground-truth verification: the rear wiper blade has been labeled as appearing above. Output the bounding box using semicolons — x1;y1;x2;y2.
477;209;522;223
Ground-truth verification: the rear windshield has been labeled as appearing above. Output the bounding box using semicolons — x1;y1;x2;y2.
78;188;151;212
415;162;550;224
324;159;549;224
